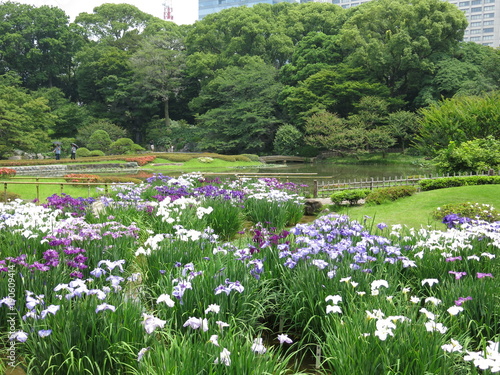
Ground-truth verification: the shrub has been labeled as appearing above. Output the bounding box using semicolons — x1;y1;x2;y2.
0;167;16;178
273;124;303;155
365;185;417;205
124;155;156;166
63;174;101;183
76;147;91;158
419;175;500;191
109;138;145;155
87;130;112;153
330;189;372;205
89;150;105;157
433;202;500;223
0;191;21;202
434;136;500;173
76;120;127;147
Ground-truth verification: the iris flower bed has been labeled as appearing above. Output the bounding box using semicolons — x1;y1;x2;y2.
0;173;498;374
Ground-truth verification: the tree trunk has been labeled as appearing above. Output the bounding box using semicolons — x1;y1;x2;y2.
164;99;170;130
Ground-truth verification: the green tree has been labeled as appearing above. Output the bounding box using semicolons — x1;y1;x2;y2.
273;124;303;156
415;91;500;155
0;83;54;157
108;138;144;155
304;111;364;154
191;58;283;154
76;120;127;148
33;87;89;138
387;110;419;152
0;2;84;91
130;31;187;130
434;136;500;173
74;3;153;42
87;130;112;153
280;66;393;127
338;0;467;106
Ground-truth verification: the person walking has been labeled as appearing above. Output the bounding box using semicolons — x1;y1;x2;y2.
70;143;78;159
53;144;61;160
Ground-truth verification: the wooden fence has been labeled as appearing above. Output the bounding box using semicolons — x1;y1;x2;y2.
312;170;500;198
4;171;498;202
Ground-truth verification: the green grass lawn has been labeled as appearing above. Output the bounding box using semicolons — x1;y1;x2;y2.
5;178;102;202
143;157;262;172
334;185;500;230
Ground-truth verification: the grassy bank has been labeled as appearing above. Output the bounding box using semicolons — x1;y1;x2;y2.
334;185;500;230
143;157;262;172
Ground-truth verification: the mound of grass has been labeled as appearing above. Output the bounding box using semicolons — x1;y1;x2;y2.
334;185;500;230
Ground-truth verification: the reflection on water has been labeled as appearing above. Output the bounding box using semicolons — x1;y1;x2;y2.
256;161;435;180
104;161;435;182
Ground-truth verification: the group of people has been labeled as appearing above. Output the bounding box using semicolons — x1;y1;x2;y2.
53;143;78;160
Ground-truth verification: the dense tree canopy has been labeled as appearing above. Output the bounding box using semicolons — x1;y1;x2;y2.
0;0;497;158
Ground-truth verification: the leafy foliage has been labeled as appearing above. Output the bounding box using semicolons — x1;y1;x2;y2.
87;130;112;153
192;58;283;154
330;189;372;205
416;92;500;156
365;185;417;204
434;136;500;173
108;138;145;155
433;201;500;222
419;175;500;191
273;124;303;155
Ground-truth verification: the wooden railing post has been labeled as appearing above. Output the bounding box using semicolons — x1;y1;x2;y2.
4;182;7;202
313;180;318;198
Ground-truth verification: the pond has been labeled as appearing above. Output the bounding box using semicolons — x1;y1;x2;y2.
256;161;435;179
139;160;435;182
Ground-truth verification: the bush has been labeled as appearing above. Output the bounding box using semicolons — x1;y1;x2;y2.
76;120;127;148
0;191;21;202
63;174;101;183
124;155;156;166
273;124;303;155
433;202;500;223
434;136;500;173
0;167;16;178
330;189;372;205
76;147;91;158
419;175;500;191
365;185;417;205
87;130;112;153
109;138;145;155
89;150;105;157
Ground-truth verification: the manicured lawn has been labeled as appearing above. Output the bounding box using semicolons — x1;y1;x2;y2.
143;157;262;172
335;185;500;230
5;178;102;202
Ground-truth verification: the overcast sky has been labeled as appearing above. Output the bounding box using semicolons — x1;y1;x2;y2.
5;0;198;25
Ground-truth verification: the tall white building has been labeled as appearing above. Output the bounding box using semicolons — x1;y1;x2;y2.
448;0;500;47
332;0;499;47
199;0;500;47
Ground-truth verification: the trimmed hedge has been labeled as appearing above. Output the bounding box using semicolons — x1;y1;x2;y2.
419;176;500;191
365;185;417;205
330;189;371;205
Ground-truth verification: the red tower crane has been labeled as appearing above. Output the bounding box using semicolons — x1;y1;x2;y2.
163;0;174;21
